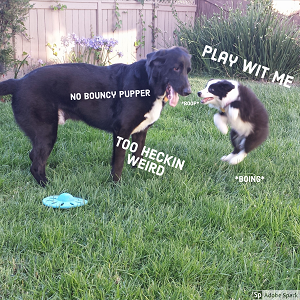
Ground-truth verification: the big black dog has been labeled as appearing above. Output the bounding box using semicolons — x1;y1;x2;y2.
0;47;191;186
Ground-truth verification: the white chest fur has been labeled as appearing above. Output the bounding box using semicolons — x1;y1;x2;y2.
131;97;164;134
226;106;253;136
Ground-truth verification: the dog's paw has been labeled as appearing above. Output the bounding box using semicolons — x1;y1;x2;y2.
228;150;247;165
214;113;228;134
221;153;235;162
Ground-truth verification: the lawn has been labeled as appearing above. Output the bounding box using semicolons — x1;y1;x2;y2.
0;76;299;299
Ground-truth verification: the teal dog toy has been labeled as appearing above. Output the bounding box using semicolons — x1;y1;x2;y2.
42;193;88;209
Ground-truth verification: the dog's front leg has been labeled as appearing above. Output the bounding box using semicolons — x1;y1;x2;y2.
214;113;228;134
111;132;131;181
131;127;150;161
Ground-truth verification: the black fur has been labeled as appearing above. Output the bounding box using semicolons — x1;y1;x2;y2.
225;84;269;155
0;47;191;186
208;80;235;100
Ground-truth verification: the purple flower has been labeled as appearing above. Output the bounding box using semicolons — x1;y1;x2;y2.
61;33;120;64
70;33;80;44
78;38;87;47
61;34;76;51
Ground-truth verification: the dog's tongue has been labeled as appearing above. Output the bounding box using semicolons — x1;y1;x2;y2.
168;86;179;107
201;97;214;104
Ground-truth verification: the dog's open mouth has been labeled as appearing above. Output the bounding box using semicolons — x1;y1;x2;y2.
166;84;179;107
200;97;214;104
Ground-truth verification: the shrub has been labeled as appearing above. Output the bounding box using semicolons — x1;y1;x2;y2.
0;0;33;75
176;0;300;79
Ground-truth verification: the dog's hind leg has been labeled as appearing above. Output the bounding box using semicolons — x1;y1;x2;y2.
221;129;246;163
228;127;268;165
29;124;58;186
14;110;58;186
230;129;245;153
244;127;268;155
12;94;59;186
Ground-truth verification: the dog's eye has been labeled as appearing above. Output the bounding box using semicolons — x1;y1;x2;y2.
174;67;180;71
209;88;214;92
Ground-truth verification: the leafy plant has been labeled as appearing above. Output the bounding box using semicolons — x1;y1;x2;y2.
0;0;33;75
113;1;122;32
48;33;123;66
138;8;146;51
176;0;300;79
50;3;67;11
13;51;29;79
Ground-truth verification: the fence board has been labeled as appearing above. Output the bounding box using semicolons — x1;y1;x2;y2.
90;8;97;36
195;0;248;18
29;9;39;61
44;8;53;61
37;9;46;62
31;2;97;9
22;15;31;66
59;9;67;37
72;10;79;38
78;10;84;37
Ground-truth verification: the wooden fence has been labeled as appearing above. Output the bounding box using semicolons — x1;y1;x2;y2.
195;0;300;23
13;0;196;76
195;0;248;19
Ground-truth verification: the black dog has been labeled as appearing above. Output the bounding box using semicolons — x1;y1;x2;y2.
0;47;191;186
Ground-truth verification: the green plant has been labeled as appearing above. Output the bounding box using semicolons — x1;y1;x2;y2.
13;51;29;79
176;0;300;79
50;2;67;11
137;8;147;51
113;0;122;32
0;0;33;75
0;94;12;102
0;48;14;75
150;1;158;50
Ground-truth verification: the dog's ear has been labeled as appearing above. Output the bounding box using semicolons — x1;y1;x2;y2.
146;49;168;93
146;50;167;69
220;80;235;93
135;50;167;80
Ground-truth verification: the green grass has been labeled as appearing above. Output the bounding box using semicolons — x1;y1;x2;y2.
176;0;300;80
0;77;300;299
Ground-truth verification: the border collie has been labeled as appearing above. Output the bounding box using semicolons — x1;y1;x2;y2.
198;79;269;165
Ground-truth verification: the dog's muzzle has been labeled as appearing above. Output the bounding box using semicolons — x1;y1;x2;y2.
182;87;192;96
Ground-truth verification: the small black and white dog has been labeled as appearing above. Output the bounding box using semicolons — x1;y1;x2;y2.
198;79;269;165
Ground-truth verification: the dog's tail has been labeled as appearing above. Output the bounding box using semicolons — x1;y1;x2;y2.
0;79;18;96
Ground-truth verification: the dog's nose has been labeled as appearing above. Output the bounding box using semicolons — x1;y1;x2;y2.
183;87;192;96
197;91;201;97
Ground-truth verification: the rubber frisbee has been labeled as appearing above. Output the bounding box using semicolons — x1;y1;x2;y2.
42;193;88;209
